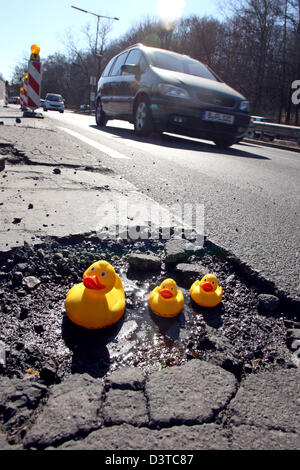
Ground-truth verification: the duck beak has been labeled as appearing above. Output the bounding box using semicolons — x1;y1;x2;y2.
83;275;106;290
202;282;213;292
159;288;173;299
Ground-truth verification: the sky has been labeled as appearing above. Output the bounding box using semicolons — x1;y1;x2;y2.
0;0;223;82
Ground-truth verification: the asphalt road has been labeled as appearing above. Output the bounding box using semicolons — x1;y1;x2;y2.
43;110;300;302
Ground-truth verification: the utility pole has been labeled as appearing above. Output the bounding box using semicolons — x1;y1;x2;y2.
71;5;119;107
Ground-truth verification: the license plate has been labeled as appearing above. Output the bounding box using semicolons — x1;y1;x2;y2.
202;111;234;125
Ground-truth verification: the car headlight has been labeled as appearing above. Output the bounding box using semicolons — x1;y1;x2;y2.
239;100;250;112
158;83;190;99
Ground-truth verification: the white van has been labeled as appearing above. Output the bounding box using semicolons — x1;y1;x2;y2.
43;93;64;113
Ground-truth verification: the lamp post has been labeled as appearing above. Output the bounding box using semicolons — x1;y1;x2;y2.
71;5;119;54
71;6;119;108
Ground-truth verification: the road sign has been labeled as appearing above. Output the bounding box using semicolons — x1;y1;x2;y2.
90;76;97;86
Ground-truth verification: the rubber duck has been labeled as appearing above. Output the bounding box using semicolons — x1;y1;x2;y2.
65;260;125;329
190;274;223;308
149;278;184;318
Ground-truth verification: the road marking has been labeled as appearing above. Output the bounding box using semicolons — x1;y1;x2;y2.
59;127;130;159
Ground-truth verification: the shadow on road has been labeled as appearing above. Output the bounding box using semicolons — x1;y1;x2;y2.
61;314;125;378
90;124;271;160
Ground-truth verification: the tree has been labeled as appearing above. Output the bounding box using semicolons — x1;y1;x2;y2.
285;0;300;122
10;58;28;96
221;0;283;115
8;6;299;118
173;15;224;69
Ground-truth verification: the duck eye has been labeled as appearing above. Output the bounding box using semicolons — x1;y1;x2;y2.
163;285;166;289
171;286;174;290
212;280;215;284
204;278;207;281
91;267;96;272
101;272;107;278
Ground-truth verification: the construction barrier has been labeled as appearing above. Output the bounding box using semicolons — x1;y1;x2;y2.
27;45;41;110
4;84;8;107
20;87;25;108
23;73;28;108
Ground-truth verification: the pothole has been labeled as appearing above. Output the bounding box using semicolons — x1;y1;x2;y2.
0;144;113;174
0;235;296;385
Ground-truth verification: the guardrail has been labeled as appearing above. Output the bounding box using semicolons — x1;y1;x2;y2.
252;121;300;145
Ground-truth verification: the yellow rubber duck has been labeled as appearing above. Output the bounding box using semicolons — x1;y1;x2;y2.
190;273;223;308
149;278;184;318
65;260;125;329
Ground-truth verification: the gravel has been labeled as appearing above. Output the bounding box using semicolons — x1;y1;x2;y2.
0;235;297;386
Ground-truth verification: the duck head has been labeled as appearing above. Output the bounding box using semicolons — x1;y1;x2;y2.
83;261;116;294
159;278;178;299
199;274;219;293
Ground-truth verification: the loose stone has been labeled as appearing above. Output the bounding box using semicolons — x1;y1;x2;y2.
23;276;41;290
258;294;280;314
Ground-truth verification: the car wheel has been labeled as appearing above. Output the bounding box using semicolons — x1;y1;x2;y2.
134;98;153;137
247;129;255;139
95;100;107;127
213;137;236;149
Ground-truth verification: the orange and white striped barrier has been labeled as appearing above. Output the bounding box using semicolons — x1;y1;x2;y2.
20;87;25;108
27;45;41;110
23;73;28;108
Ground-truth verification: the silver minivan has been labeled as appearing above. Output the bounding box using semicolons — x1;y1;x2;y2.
96;44;250;148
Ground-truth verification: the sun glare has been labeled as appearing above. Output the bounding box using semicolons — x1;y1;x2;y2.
157;0;186;29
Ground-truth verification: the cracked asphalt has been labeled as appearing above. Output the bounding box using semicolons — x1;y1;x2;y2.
0;105;299;452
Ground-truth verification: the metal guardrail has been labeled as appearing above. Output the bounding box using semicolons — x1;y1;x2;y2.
252;121;300;145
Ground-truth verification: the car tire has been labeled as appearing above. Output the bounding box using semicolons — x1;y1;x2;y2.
134;98;153;137
95;100;107;127
213;137;236;149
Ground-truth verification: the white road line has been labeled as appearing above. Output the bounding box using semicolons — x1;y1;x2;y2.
59;127;130;159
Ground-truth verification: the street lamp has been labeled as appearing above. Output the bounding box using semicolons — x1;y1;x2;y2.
71;5;119;107
71;5;119;53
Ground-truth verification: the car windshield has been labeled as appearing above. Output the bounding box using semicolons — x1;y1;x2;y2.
46;94;62;102
147;50;218;81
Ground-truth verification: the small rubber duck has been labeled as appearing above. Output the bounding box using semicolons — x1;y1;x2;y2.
190;274;223;308
149;278;184;318
65;260;125;329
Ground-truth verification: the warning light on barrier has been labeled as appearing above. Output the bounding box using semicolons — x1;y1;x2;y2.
20;87;24;93
30;44;40;61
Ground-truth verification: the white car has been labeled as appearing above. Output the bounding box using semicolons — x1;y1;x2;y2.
43;93;64;113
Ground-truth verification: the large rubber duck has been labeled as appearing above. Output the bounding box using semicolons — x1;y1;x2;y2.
65;260;125;329
149;278;184;318
190;273;223;308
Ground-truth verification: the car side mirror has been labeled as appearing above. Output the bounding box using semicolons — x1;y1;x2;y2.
121;64;140;76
